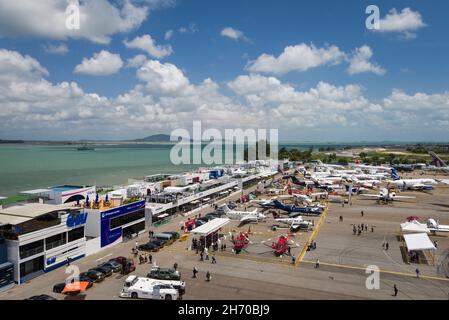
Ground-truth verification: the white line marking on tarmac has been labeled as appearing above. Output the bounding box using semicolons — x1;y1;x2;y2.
96;253;112;262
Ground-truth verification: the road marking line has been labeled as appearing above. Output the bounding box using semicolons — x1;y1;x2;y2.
301;259;449;282
96;253;112;262
295;203;329;267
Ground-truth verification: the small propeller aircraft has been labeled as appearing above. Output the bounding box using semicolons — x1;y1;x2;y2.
274;217;313;231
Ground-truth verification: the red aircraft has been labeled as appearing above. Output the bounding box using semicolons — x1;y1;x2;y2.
232;232;250;254
261;235;293;257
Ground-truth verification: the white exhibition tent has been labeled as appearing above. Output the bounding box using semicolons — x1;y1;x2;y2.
400;221;430;234
190;218;230;236
403;233;436;252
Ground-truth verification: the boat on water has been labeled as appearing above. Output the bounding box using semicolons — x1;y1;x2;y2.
77;144;95;151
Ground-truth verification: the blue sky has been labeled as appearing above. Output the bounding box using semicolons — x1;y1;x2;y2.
0;0;448;141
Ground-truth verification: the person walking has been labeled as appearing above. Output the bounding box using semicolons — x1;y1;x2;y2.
173;262;178;271
206;271;211;281
385;242;389;250
135;241;139;250
205;247;209;260
211;255;217;264
193;267;198;278
200;251;204;261
393;284;398;297
415;268;420;278
315;259;320;269
148;254;152;264
361;210;364;217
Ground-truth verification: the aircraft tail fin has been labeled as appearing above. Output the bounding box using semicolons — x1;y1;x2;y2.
391;168;400;181
429;151;447;167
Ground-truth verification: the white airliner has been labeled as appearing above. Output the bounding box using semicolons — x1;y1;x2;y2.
389;168;437;190
360;188;415;202
222;205;266;223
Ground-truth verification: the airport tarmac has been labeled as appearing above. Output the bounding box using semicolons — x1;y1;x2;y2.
1;177;449;300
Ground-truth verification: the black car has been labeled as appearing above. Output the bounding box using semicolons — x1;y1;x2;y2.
92;266;113;277
25;294;57;300
138;242;160;252
98;260;122;273
161;231;180;240
53;283;66;294
150;238;167;247
80;270;105;283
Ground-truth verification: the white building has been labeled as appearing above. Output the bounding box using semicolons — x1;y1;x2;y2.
0;203;87;284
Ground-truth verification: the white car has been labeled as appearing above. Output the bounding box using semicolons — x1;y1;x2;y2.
120;276;179;300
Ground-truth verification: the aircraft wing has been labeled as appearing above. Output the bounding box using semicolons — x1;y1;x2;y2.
360;194;382;199
394;195;416;199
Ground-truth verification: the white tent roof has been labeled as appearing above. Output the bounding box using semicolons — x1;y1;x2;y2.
403;233;436;251
190;218;230;236
400;221;430;234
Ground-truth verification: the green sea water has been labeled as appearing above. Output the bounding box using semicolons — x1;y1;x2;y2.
0;141;421;197
0;144;199;197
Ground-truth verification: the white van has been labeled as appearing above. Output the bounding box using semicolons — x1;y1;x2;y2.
120;276;179;300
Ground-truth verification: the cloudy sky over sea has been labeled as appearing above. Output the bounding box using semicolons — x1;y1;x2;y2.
0;0;448;141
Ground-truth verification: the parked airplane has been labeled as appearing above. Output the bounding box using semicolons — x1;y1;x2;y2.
222;205;266;224
360;188;415;202
274;217;313;231
272;200;321;217
389;168;437;190
405;218;449;234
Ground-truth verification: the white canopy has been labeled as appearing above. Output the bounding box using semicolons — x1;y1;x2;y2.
190;218;230;236
400;221;430;234
403;233;436;252
0;197;7;200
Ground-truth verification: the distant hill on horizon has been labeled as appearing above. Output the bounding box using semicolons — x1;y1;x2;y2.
134;134;173;142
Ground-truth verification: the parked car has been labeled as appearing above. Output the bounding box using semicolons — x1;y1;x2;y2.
148;267;181;281
78;276;95;289
161;231;180;240
152;233;176;245
80;270;105;283
92;266;113;277
110;257;136;274
52;283;66;294
25;294;57;300
149;238;168;248
98;260;122;273
138;242;160;252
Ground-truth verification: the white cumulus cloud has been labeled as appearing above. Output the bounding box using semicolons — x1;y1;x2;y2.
375;8;426;39
0;0;149;44
124;34;173;59
247;43;346;75
74;50;123;76
347;45;386;76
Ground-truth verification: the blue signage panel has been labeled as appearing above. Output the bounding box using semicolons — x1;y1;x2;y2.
100;200;145;247
66;212;88;228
